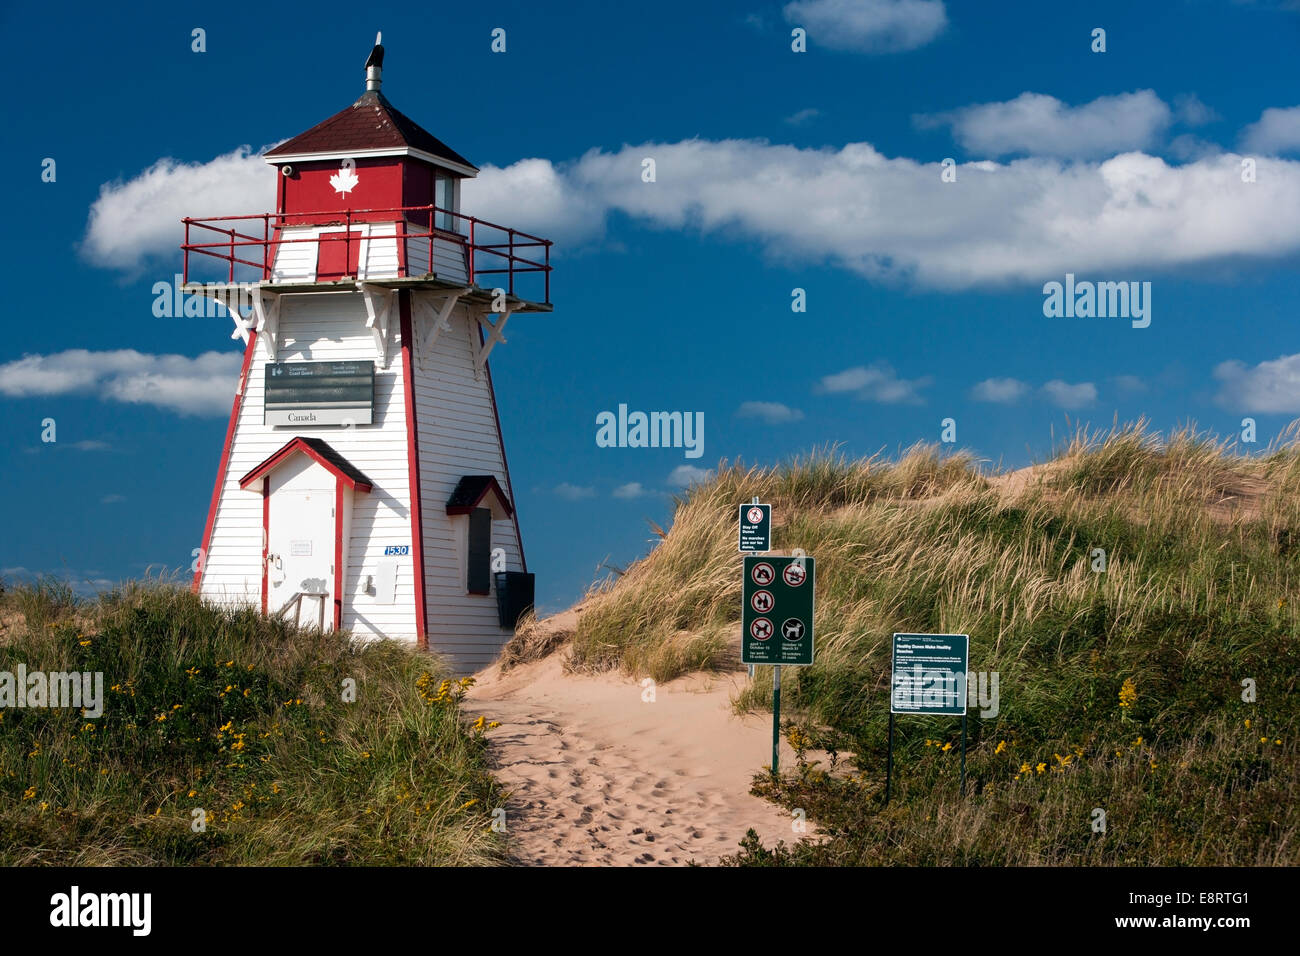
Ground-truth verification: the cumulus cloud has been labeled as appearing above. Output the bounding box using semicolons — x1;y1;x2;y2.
1241;105;1300;155
667;464;714;487
554;482;596;501
735;400;805;423
783;0;948;53
0;349;241;416
970;377;1028;403
612;481;649;499
915;90;1172;159
83;147;276;274
1174;93;1219;127
1214;354;1300;412
1041;379;1097;409
817;362;931;403
84;130;1300;290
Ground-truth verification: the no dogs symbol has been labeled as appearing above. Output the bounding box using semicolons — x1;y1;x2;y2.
750;618;774;641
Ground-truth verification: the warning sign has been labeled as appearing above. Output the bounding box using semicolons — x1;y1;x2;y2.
742;555;814;666
738;503;771;552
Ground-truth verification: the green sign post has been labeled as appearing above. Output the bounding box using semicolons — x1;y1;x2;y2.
743;554;814;773
886;633;970;802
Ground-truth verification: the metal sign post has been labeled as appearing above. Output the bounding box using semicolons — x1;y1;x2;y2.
772;665;781;774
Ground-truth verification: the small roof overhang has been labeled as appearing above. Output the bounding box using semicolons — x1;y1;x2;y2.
239;437;374;492
445;474;513;520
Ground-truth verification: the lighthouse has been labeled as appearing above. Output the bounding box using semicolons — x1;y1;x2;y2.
185;36;550;673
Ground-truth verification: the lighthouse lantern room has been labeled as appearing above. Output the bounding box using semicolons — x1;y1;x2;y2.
185;36;550;672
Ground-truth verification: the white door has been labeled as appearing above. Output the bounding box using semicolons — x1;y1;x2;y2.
267;488;334;629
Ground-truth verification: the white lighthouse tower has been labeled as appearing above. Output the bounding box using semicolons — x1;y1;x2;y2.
186;36;550;672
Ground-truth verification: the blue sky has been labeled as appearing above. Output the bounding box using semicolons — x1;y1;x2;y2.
3;0;1300;613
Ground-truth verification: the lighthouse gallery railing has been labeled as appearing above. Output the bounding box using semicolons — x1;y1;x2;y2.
181;204;552;305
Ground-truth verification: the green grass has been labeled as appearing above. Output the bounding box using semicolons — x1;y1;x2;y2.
0;580;505;865
571;425;1300;865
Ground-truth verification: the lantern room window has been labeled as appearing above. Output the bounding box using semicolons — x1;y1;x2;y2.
435;174;458;233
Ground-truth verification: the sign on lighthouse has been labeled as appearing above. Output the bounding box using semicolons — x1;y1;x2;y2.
184;35;552;673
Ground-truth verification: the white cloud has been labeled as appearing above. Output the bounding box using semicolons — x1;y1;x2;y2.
612;481;648;499
71;440;110;451
1214;354;1300;412
667;465;714;487
101;494;126;504
1113;374;1147;394
0;350;241;416
783;0;948;53
1241;105;1300;155
554;482;596;501
83;147;276;274
916;91;1172;159
784;108;822;126
1174;93;1219;127
970;377;1028;403
817;362;930;403
87;129;1300;290
1041;380;1097;409
735;400;806;423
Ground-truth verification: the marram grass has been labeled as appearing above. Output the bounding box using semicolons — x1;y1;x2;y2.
0;580;505;866
572;427;1300;865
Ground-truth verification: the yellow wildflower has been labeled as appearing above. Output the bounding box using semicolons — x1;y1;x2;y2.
1118;678;1138;709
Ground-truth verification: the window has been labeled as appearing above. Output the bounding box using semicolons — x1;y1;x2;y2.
435;175;457;233
466;507;491;594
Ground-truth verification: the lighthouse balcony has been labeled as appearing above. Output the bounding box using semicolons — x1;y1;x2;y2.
181;205;552;310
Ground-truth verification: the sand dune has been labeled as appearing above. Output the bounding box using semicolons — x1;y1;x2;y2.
464;637;798;866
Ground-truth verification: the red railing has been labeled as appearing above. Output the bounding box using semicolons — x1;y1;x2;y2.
181;204;552;305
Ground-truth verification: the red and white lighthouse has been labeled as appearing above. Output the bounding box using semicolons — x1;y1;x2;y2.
186;36;550;672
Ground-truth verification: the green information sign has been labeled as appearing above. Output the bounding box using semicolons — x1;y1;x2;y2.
742;555;814;666
890;633;969;716
738;503;772;552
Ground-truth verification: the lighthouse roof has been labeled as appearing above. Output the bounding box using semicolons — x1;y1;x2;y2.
265;90;478;177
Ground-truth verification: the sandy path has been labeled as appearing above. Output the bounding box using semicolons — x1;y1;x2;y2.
464;645;797;866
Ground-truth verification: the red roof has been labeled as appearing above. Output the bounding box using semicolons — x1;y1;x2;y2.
265;91;477;173
239;437;374;492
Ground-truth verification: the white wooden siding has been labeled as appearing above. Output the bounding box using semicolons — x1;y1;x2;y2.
411;290;523;673
200;291;417;640
199;287;526;674
271;223;402;282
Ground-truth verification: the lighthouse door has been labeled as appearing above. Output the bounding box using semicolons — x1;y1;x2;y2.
265;465;336;629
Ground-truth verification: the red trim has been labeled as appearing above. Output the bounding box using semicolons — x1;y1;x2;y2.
399;291;428;647
239;437;373;492
193;330;258;593
445;474;514;517
260;479;269;615
481;332;527;573
334;478;345;630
